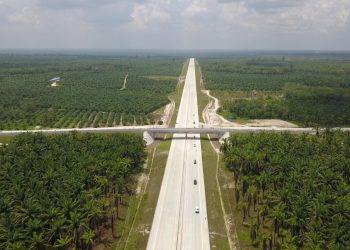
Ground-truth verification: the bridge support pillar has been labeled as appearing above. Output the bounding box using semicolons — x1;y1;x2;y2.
218;132;230;144
143;131;155;146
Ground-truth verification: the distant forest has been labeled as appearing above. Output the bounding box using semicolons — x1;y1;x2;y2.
220;84;350;126
200;54;350;126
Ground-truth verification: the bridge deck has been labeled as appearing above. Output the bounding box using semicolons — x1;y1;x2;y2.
1;126;349;137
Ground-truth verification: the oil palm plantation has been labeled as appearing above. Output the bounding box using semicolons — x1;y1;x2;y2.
0;133;146;249
222;131;350;248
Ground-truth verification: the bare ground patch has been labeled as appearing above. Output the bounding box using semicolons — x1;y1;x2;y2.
242;119;298;127
202;90;243;127
202;90;298;128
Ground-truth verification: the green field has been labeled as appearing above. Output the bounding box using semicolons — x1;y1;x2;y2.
199;53;350;126
0;54;184;130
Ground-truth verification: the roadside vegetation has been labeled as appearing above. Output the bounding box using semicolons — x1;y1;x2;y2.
220;84;350;127
0;54;184;130
221;131;350;249
199;53;350;126
0;132;146;249
201;136;231;249
117;140;171;249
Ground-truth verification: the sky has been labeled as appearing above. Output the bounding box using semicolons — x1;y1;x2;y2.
0;0;350;50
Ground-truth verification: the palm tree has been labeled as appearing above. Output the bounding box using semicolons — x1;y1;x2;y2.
94;176;109;198
68;211;87;249
249;185;258;211
250;222;259;246
49;216;67;243
241;202;248;225
85;201;103;234
54;235;73;249
29;232;46;250
269;203;286;238
257;172;269;199
4;241;25;250
82;230;95;250
234;187;240;205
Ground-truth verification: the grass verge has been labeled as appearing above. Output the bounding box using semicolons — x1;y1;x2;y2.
169;59;189;127
169;82;185;127
195;60;210;123
201;136;231;249
114;140;171;249
217;153;258;249
0;135;13;144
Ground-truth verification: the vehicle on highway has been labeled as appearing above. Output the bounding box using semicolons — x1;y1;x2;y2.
194;160;197;164
195;206;199;213
194;179;197;185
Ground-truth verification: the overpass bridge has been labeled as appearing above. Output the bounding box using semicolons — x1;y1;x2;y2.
1;125;349;145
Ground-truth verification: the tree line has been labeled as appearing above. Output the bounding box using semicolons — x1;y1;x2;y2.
200;56;350;91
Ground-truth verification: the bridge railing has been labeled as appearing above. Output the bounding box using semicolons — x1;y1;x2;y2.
1;125;349;137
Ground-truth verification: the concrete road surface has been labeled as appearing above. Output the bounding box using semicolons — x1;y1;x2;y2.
2;126;349;137
147;58;210;250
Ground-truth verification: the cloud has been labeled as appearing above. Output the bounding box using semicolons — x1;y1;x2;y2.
183;0;208;18
36;0;125;10
130;2;171;29
218;0;306;12
0;0;349;50
7;6;40;25
218;0;350;32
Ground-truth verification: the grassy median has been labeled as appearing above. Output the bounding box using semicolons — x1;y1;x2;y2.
169;59;189;127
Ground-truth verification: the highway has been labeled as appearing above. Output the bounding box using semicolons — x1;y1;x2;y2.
1;59;349;249
147;58;210;249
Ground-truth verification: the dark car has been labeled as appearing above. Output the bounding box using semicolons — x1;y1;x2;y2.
194;179;197;185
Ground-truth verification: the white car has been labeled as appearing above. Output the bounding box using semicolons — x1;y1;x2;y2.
195;206;200;213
